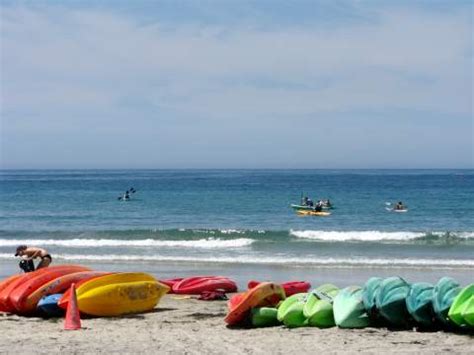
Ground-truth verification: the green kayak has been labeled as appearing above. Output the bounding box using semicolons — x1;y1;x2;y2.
251;307;280;328
405;282;434;328
448;284;474;327
277;293;308;328
432;277;461;326
333;286;370;328
375;277;412;328
362;277;383;322
303;284;339;328
461;295;474;327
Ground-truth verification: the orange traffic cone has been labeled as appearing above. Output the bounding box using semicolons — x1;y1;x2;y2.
64;283;81;330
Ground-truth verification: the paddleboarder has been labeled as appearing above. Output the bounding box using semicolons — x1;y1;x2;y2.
15;245;52;270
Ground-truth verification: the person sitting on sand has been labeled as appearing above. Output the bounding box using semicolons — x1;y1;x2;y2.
15;245;52;269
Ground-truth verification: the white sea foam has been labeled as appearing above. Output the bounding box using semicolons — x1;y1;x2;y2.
289;230;461;242
1;253;472;268
0;238;254;249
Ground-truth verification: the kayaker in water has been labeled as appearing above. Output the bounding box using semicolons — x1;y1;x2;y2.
15;245;52;270
314;201;323;212
395;201;405;210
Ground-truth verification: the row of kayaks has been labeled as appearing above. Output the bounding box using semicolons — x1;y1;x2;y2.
0;267;241;317
2;268;472;331
0;266;170;317
225;277;474;331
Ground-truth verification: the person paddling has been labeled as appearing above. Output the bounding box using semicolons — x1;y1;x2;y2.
15;245;52;270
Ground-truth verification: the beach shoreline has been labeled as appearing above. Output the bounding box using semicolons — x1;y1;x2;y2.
1;295;473;354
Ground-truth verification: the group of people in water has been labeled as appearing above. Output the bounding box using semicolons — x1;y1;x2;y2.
301;196;332;212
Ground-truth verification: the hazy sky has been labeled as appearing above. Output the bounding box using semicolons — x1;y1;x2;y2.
1;0;472;169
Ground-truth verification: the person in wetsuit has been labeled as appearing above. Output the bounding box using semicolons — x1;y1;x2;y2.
15;245;52;270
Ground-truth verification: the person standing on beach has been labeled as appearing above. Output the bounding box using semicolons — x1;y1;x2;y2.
15;245;52;270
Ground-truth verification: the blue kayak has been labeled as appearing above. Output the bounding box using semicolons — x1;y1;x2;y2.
37;294;64;317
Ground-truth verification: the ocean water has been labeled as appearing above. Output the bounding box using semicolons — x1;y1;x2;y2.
1;169;473;285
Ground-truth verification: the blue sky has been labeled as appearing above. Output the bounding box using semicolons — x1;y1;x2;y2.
1;0;472;168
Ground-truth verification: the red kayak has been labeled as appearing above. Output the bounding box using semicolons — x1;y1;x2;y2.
8;265;91;314
0;275;23;312
248;280;311;297
157;278;184;293
0;267;75;313
172;276;237;294
225;282;285;326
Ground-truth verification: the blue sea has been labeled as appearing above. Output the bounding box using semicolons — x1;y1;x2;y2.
1;169;473;286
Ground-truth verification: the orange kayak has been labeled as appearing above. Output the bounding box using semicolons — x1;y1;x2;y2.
0;275;23;312
22;270;109;314
248;280;311;297
0;269;55;313
8;265;91;314
224;282;285;326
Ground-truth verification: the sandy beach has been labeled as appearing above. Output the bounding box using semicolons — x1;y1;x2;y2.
1;295;472;354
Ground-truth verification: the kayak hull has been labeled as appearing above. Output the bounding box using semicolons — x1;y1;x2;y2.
225;282;285;326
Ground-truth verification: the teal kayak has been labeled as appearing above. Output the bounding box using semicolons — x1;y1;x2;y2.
375;277;412;328
303;284;339;328
432;277;461;326
333;286;370;328
277;293;308;328
291;204;333;211
405;282;434;328
362;277;383;322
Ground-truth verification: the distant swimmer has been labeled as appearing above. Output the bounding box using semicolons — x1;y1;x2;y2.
395;201;405;210
15;245;52;271
118;189;132;201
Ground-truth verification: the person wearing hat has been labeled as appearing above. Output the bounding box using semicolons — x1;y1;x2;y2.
15;245;52;270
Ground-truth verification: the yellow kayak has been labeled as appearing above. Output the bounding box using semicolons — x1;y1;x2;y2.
75;272;170;317
296;210;331;217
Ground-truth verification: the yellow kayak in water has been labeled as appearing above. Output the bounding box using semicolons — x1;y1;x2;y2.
296;210;331;217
